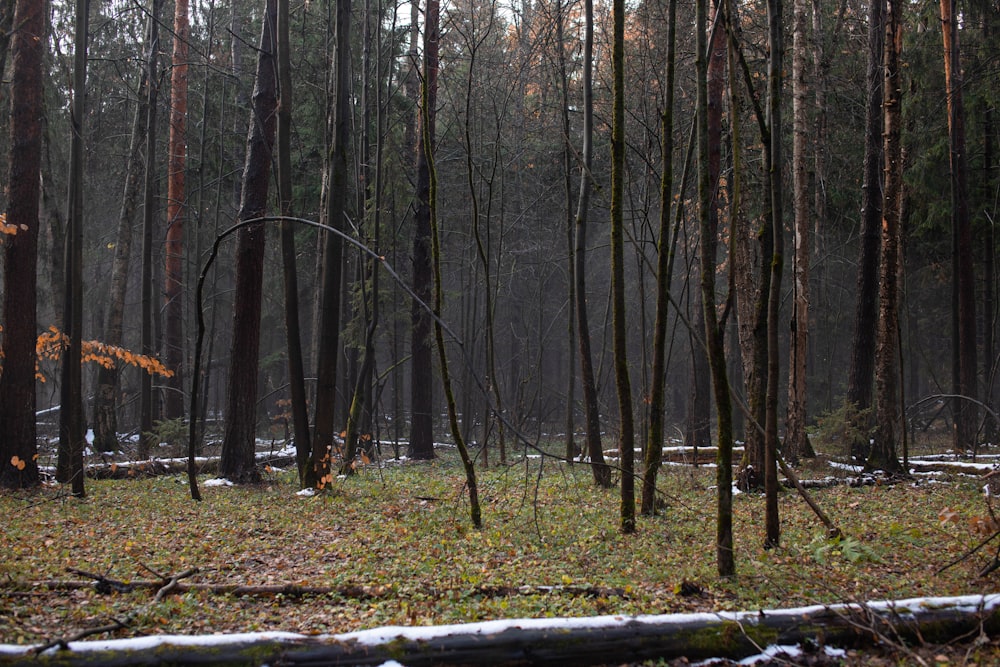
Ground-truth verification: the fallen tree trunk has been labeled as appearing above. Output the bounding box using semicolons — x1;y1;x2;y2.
4;594;999;666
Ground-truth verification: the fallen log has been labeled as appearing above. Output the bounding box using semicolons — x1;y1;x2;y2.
3;594;999;666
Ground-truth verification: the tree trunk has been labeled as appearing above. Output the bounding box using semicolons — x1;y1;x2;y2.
139;0;162;460
408;0;435;462
276;0;311;488
220;0;278;485
11;595;1000;666
641;0;678;516
312;0;353;481
763;0;785;549
57;0;89;498
574;0;611;488
610;0;634;533
785;0;814;464
846;0;884;462
866;0;904;475
0;0;44;490
941;0;977;453
163;0;189;420
696;0;735;577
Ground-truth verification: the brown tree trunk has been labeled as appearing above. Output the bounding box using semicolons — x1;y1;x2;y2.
867;0;904;475
941;0;977;452
220;0;278;485
407;0;435;462
163;0;189;420
0;0;44;490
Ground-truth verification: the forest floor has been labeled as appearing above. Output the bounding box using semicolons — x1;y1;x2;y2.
3;436;1000;664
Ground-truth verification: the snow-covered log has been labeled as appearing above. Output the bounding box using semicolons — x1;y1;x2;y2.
3;594;999;666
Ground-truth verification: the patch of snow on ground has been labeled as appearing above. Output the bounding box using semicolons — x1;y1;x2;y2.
202;478;233;487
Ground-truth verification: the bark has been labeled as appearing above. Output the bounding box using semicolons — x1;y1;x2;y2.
785;0;814;463
57;0;89;498
163;0;189;420
941;0;977;452
697;0;735;577
574;0;611;488
866;0;904;475
11;595;1000;666
0;0;44;489
139;0;162;460
276;0;311;487
610;0;634;533
846;0;884;461
220;0;278;486
312;0;353;480
641;0;678;515
763;0;785;549
407;0;435;462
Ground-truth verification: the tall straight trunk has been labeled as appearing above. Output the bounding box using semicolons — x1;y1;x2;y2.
557;0;577;465
220;0;278;485
941;0;977;451
763;0;785;549
313;0;352;481
610;0;634;533
139;0;162;460
57;0;89;498
92;67;148;454
697;0;735;577
867;0;904;475
641;0;678;516
785;0;814;463
0;0;44;489
846;0;884;461
163;0;189;419
574;0;612;488
408;0;435;461
276;0;311;487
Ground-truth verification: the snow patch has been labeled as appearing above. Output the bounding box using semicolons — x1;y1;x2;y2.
203;478;233;487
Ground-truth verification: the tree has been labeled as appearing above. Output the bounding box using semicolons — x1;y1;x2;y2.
312;0;353;482
641;0;678;516
0;0;44;490
163;0;190;420
408;0;436;462
696;0;735;576
220;0;278;485
610;0;634;533
57;0;90;498
276;0;312;488
574;0;612;488
941;0;977;452
845;0;884;462
866;0;904;476
785;0;816;463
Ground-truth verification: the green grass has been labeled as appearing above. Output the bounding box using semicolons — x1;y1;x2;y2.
0;449;995;646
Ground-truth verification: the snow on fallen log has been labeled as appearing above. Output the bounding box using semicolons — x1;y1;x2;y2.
3;594;999;666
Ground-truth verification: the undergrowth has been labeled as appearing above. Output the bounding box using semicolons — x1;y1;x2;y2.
0;448;994;646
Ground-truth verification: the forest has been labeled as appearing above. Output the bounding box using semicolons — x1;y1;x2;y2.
0;0;999;645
